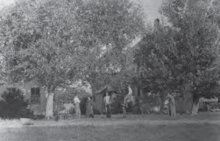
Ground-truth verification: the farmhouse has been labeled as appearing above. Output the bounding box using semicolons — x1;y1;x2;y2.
0;80;92;115
0;80;47;115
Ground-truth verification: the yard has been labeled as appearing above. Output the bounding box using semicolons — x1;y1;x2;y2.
0;112;220;141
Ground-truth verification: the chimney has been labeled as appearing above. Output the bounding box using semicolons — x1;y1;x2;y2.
154;18;160;29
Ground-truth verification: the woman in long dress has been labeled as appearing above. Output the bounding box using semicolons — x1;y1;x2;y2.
74;94;81;119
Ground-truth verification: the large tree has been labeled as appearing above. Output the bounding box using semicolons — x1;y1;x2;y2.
135;0;220;115
76;0;146;93
0;0;145;118
0;0;93;119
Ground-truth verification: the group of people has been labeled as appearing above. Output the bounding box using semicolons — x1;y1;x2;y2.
73;89;113;119
73;83;176;119
71;83;133;119
73;94;94;119
73;83;132;119
103;83;133;118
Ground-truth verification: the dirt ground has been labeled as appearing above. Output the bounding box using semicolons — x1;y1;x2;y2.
0;112;220;141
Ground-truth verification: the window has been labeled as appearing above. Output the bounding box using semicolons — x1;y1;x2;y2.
30;87;40;104
8;87;16;94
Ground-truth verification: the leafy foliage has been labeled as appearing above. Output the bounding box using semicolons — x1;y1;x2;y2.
0;0;145;90
0;0;146;117
0;0;93;90
78;0;146;92
135;0;220;99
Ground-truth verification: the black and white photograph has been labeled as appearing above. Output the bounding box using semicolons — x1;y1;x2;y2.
0;0;220;140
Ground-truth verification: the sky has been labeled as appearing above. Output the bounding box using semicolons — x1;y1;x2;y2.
0;0;15;8
0;0;163;22
140;0;163;21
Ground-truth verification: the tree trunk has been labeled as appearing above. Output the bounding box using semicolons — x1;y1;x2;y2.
191;101;199;115
158;95;164;114
169;95;176;117
191;95;200;116
45;92;54;119
171;99;176;117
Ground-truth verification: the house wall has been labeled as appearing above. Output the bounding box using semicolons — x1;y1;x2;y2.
0;79;95;116
184;93;193;114
24;81;47;115
0;81;47;115
175;97;185;113
93;94;104;114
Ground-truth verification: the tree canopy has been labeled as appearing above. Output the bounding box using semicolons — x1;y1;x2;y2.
135;0;220;100
0;0;146;118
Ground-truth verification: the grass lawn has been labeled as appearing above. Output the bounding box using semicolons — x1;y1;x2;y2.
0;112;220;141
1;123;220;141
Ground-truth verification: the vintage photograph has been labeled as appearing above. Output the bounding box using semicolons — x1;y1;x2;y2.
0;0;220;140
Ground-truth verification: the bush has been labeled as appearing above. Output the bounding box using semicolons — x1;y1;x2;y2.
0;88;30;119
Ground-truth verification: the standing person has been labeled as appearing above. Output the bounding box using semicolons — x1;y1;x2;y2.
122;103;127;118
168;93;176;117
104;91;111;118
167;93;172;116
124;83;133;108
86;97;94;118
74;94;81;119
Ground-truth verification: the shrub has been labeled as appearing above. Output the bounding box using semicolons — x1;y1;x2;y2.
0;88;30;119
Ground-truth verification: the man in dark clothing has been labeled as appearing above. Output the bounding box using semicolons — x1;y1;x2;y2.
86;97;94;118
104;92;111;118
